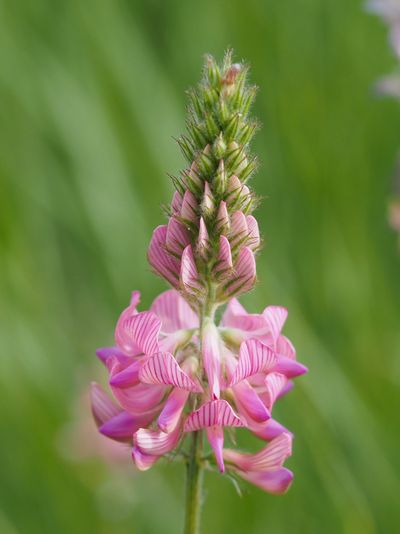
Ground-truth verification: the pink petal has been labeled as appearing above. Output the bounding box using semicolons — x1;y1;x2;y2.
132;447;159;471
148;225;180;287
134;423;181;456
139;352;203;392
215;201;230;234
115;311;161;356
214;235;233;279
99;411;140;442
129;291;141;308
166;217;191;256
263;372;288;410
232;380;270;422
150;289;198;332
262;306;288;344
203;182;215;214
246;215;260;250
197;217;210;259
96;347;132;367
276;335;296;359
184;399;244;432
223;433;292;472
221;300;268;335
171;191;183;214
273;356;308;378
180;245;203;294
90;382;120;426
207;425;225;472
109;360;141;388
229;211;248;248
229;339;277;386
238;468;293;494
158;387;190;433
223;247;256;297
180;190;198;223
111;380;165;414
202;320;222;399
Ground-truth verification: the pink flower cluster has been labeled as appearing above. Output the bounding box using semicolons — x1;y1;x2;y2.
91;288;307;494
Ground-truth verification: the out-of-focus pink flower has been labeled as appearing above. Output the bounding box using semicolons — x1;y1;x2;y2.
91;289;307;492
367;0;400;56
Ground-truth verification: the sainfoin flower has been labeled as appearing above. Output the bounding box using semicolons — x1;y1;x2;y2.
91;52;307;503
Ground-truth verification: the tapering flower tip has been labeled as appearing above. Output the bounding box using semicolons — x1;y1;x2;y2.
171;191;183;214
197;217;210;259
180;190;198;224
222;246;256;298
202;181;215;219
214;235;233;280
216;200;230;234
230;380;270;422
180;244;203;295
166;217;191;256
148;225;180;287
223;433;293;494
214;159;227;195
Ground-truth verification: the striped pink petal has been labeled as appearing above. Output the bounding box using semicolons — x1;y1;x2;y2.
202;319;222;399
246;215;260;250
237;468;293;494
109;360;141;388
132;447;159;471
229;339;277;386
223;247;256;297
203;182;215;215
139;352;203;392
214;235;233;279
150;289;198;332
148;225;180;287
90;382;120;426
134;423;181;456
197;217;210;259
207;425;225;472
180;190;198;223
171;191;183;214
99;411;141;442
111;379;165;414
223;433;292;472
221;299;268;335
273;356;308;378
158;387;190;433
236;392;290;440
229;211;248;247
115;311;161;356
226;175;242;204
180;245;203;294
129;290;141;308
277;335;296;359
263;372;288;409
184;400;244;432
262;306;288;344
166;217;191;255
232;380;270;422
215;201;230;234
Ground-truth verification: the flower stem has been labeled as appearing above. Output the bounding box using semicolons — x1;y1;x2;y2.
184;430;203;534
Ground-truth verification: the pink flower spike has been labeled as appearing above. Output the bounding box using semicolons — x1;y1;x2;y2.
223;433;292;472
180;245;203;294
229;339;276;386
180;190;198;223
90;382;120;426
134;423;181;456
166;217;191;256
184;399;244;432
139;352;203;392
150;289;198;332
207;425;225;472
237;468;293;494
148;225;180;287
115;311;161;356
109;360;141;388
214;235;233;280
223;246;256;297
132;447;159;471
202;320;222;399
158;387;190;433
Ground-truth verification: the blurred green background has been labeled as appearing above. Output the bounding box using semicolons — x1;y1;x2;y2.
1;0;400;533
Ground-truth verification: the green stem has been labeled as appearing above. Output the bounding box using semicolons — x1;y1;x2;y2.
184;430;203;534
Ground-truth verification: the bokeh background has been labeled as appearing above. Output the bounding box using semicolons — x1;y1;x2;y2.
1;1;400;533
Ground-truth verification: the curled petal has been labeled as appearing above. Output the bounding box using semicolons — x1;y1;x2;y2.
116;311;161;356
134;423;181;456
273;356;308;378
150;289;198;332
139;352;203;392
223;433;292;472
207;425;225;472
166;218;191;256
132;447;159;471
229;339;276;386
158;388;190;433
99;411;141;442
223;247;256;297
184;400;244;432
109;360;141;388
90;382;120;426
237;468;293;494
111;380;165;414
180;245;203;294
148;225;180;287
232;380;270;422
